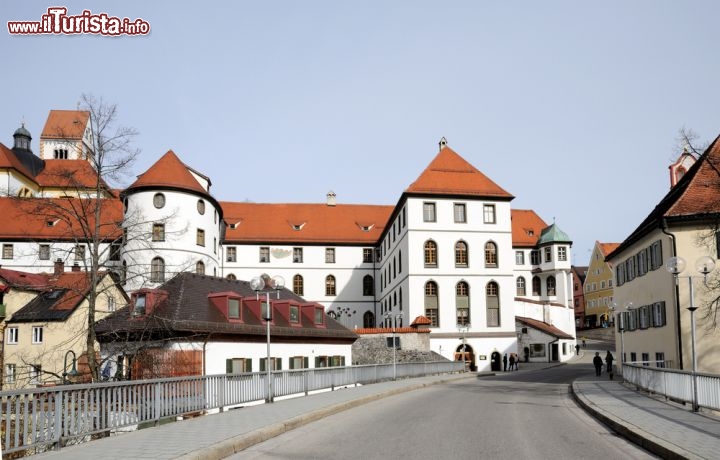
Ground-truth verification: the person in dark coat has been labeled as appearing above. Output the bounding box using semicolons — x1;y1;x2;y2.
605;351;614;379
593;352;603;376
503;353;508;372
509;353;516;371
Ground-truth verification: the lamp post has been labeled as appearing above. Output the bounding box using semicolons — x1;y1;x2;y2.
609;301;632;371
666;255;715;412
251;275;285;403
385;313;402;380
63;350;79;384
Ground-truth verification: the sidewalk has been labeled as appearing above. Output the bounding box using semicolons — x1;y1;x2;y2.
31;362;720;460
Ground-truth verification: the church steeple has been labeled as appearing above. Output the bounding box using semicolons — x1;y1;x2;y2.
13;122;32;153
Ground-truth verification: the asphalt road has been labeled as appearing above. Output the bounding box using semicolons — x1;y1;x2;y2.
234;359;656;459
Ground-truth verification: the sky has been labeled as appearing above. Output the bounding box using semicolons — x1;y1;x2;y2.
3;1;720;265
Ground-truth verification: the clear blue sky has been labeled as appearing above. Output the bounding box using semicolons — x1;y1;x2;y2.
3;1;720;264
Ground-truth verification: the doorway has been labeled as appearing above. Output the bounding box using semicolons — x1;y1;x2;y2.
454;344;475;371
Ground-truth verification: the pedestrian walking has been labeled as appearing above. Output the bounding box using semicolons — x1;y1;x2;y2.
605;351;614;380
593;352;603;376
582;336;586;348
503;353;508;372
575;344;580;355
512;353;519;370
509;353;516;371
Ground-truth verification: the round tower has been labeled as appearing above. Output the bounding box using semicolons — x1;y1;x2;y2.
120;150;222;290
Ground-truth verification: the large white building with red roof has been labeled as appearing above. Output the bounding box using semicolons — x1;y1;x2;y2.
0;112;578;371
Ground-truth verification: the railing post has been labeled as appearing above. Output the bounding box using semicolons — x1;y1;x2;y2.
304;369;309;396
54;391;63;450
154;382;162;426
218;376;226;412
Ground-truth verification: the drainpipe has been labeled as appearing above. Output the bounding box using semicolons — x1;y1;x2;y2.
661;218;683;370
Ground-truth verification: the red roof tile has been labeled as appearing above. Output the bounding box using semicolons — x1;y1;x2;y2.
354;327;430;334
598;242;620;257
516;316;574;339
0;143;36;182
0;268;49;290
666;139;720;216
40;110;89;140
411;315;432;326
406;146;514;199
511;209;547;247
221;202;394;244
35;160;110;192
126;150;208;196
0;197;123;240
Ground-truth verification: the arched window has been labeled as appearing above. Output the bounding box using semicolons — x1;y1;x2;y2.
150;257;165;283
226;273;236;280
325;275;336;296
424;281;439;327
485;241;498;268
546;276;556;296
532;276;541;296
363;275;374;296
455;241;468;267
486;281;500;327
293;274;304;296
456;281;470;326
516;277;526;296
363;311;375;328
424;240;438;267
195;261;205;275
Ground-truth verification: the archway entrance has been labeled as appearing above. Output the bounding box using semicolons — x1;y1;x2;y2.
363;311;375;328
455;344;475;371
490;351;502;371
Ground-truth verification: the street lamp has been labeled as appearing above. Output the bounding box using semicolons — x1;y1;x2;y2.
609;301;632;370
666;255;715;412
251;275;285;403
63;350;79;384
385;313;402;380
457;323;471;370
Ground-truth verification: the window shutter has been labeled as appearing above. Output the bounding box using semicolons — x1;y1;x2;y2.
245;359;252;373
304;357;309;369
226;359;233;374
260;359;266;372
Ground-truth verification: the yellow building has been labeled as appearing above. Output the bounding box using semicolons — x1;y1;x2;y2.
583;241;619;328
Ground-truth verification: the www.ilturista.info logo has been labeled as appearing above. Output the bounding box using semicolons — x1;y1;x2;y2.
7;7;150;36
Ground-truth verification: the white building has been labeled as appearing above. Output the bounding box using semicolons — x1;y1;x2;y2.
0;112;577;372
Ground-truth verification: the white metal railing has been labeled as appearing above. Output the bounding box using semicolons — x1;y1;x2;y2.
621;363;720;411
0;361;464;456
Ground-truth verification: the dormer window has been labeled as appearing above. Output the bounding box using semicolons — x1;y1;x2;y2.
314;307;324;325
134;294;146;316
289;222;306;231
228;298;240;319
46;219;58;227
289;305;300;323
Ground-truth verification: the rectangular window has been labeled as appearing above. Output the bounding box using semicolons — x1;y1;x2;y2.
152;223;165;241
423;202;436;222
363;248;373;263
228;298;240;319
260;357;281;371
483;204;496;224
74;244;85;261
531;250;540;265
226;358;252;373
293;247;303;263
314;308;324;325
651;301;666;327
30;364;41;384
649;240;663;270
196;229;205;247
454;203;466;223
529;343;546;358
558;246;567;262
289;356;308;369
289;305;300;323
5;364;15;384
544;247;552;263
226;247;237;262
630;352;637;363
325;248;335;263
39;244;51;260
655;352;666;368
6;327;18;344
641;352;650;366
515;251;525;265
639;305;649;329
109;243;121;261
32;326;43;344
2;244;13;260
259;246;270;263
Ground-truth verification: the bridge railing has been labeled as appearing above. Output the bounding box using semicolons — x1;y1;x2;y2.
0;361;464;456
621;363;720;411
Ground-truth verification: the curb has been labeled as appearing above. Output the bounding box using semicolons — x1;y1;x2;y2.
176;373;475;460
570;381;701;460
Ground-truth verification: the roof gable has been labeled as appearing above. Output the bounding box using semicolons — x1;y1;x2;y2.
516;316;574;339
406;146;513;199
511;209;547;247
0;143;36;183
126;150;208;196
41;110;90;140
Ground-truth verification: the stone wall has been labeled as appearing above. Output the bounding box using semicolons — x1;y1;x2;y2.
351;331;446;365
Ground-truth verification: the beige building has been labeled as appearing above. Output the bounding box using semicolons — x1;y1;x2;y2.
1;264;128;389
583;241;619;328
607;139;720;373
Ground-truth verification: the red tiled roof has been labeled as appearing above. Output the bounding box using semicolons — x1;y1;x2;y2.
511;209;547;247
0;143;36;182
126;150;208;196
516;316;574;339
35;160;110;192
0;197;123;240
598;242;620;257
354;327;430;334
406;146;514;199
40;110;89;140
221;202;394;244
0;268;49;290
411;315;432;326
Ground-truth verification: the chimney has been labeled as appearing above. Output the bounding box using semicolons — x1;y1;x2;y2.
54;258;64;276
72;263;81;272
326;191;336;207
439;137;448;151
